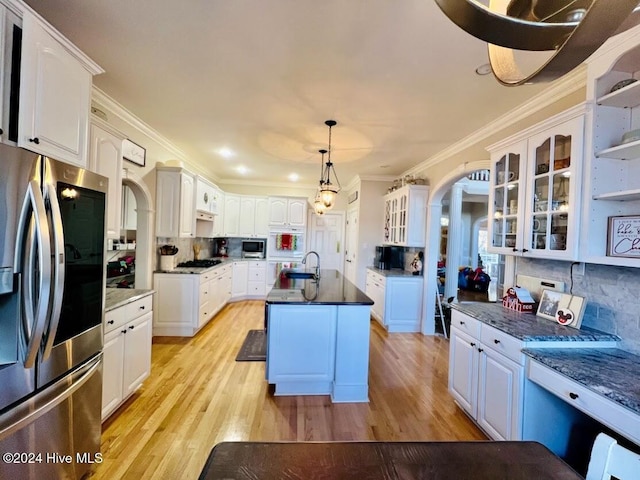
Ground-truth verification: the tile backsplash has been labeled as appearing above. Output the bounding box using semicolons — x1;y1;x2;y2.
517;258;640;354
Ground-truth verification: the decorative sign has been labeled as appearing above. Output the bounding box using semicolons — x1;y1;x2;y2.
537;290;586;329
502;286;536;313
123;139;146;167
607;215;640;258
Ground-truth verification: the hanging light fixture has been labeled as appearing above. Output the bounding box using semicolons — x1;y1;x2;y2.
434;0;640;85
319;120;341;209
313;149;327;216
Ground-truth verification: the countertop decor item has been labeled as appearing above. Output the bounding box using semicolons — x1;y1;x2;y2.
607;215;640;258
537;290;586;328
502;286;536;313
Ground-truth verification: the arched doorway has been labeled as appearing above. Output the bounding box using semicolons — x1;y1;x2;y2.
122;169;154;290
421;160;491;335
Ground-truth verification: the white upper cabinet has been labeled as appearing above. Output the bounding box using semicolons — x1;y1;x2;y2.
18;11;102;167
223;194;241;237
268;197;307;229
224;194;269;237
121;184;137;231
195;176;220;215
487;108;585;260
156;167;196;238
89;118;124;239
255;196;269;236
383;185;428;247
238;196;256;237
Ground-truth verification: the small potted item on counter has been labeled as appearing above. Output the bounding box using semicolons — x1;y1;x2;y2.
159;244;178;271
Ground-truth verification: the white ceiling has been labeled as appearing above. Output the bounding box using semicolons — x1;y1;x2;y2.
24;0;550;187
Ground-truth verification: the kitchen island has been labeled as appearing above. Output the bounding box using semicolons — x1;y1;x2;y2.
265;269;373;402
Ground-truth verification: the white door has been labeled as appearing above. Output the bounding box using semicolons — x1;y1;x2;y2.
344;208;358;283
309;212;344;273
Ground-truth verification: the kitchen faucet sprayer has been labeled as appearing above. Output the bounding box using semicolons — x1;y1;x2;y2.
302;251;320;279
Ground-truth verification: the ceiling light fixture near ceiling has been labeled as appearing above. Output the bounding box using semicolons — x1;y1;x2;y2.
313;149;328;216
218;147;235;158
288;173;299;182
318;120;341;210
434;0;640;86
236;165;248;175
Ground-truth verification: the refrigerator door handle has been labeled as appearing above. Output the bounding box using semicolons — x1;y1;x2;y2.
14;180;52;368
41;183;65;360
0;353;101;440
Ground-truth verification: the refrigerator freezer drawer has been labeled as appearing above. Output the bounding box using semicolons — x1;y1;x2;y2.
0;353;103;480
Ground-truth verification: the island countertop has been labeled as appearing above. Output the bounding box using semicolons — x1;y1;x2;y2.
266;269;373;305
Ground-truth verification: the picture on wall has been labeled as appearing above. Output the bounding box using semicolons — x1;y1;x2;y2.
537;289;586;329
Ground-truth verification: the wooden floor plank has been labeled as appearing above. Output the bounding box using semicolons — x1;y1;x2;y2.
89;300;485;479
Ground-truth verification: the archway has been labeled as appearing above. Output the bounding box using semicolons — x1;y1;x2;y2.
122;168;154;290
421;160;490;335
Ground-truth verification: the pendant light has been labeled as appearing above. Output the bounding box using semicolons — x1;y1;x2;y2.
313;149;327;216
319;120;341;209
434;0;639;85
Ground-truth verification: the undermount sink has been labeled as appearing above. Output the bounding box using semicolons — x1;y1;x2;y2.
284;271;316;279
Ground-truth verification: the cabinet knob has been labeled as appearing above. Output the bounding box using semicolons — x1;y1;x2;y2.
139;305;145;310
512;248;519;252
522;248;529;253
108;320;115;325
0;128;3;135
129;325;135;330
460;321;465;325
121;329;127;334
494;339;500;344
470;342;476;347
478;348;484;352
569;392;579;400
29;137;40;144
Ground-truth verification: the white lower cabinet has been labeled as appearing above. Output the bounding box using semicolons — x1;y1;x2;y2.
231;260;266;299
154;264;231;336
448;310;523;440
102;294;153;421
231;261;248;298
365;269;422;332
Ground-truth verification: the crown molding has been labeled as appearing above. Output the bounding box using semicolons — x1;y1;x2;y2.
218;178;318;190
92;87;194;164
404;64;587;176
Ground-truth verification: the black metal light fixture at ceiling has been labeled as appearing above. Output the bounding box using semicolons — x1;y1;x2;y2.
319;120;341;209
434;0;640;86
313;149;327;215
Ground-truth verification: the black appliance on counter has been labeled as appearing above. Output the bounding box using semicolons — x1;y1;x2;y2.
375;245;404;270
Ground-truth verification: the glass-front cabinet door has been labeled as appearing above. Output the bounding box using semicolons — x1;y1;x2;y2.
524;116;583;259
489;141;526;254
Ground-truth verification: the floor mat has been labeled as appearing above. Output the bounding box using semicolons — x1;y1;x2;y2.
235;329;266;361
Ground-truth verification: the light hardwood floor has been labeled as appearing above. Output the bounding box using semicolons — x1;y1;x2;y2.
90;300;485;479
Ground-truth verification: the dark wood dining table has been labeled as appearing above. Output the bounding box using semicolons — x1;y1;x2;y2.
198;441;584;479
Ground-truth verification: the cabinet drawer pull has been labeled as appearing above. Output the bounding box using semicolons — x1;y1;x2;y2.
129;325;135;330
478;348;484;352
139;305;145;310
494;339;500;344
29;137;40;144
459;321;465;325
121;329;127;334
470;342;476;347
522;248;529;253
108;320;115;325
569;392;579;400
512;248;519;252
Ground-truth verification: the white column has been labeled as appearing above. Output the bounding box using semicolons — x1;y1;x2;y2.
444;183;464;301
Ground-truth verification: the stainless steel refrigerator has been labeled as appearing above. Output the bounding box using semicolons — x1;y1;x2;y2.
0;142;106;479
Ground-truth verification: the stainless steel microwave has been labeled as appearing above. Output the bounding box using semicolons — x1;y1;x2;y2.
241;239;265;258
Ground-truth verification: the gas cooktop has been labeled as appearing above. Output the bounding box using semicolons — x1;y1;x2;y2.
177;259;222;268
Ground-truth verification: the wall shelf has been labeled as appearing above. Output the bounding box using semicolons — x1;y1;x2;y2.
592;189;640;201
596;80;640;108
595;139;640;160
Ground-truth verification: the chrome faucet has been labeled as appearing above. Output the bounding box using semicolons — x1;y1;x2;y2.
302;251;320;279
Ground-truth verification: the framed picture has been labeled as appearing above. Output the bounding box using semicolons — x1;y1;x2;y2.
536;289;563;321
123;139;146;167
537;289;586;329
607;215;640;258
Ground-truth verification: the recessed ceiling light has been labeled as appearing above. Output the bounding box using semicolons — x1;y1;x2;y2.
288;173;299;182
218;147;235;158
475;63;492;76
236;166;248;175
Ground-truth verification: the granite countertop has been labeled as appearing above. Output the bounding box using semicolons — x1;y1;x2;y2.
155;257;268;274
367;266;422;278
267;269;373;305
105;288;154;311
523;348;640;416
450;302;620;343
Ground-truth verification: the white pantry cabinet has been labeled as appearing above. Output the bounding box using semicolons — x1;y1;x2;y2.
365;269;422;332
383;185;428;247
89;118;124;239
102;294;153;420
487;108;585;260
268;197;307;229
156;167;196;238
18;11;101;167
